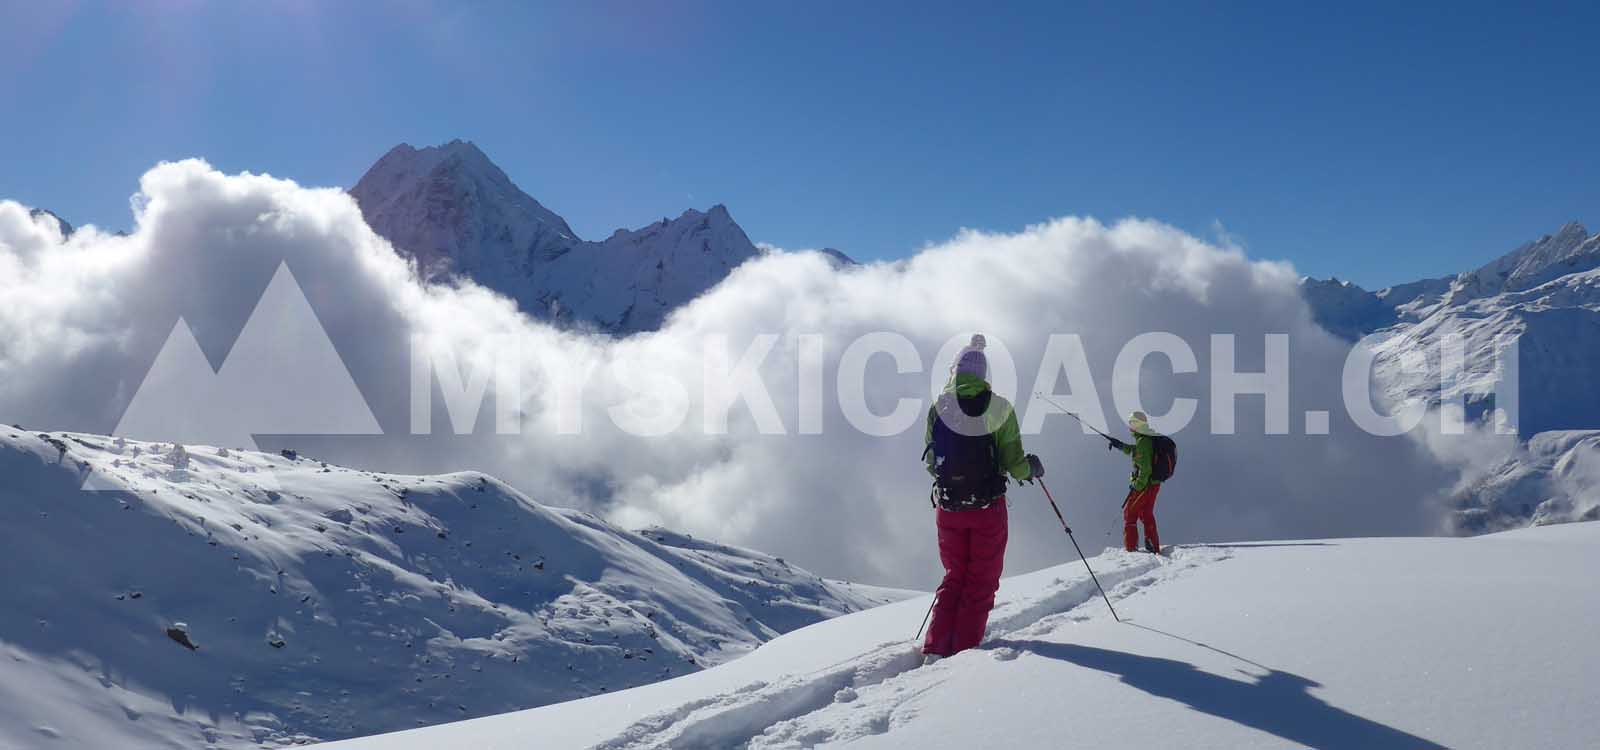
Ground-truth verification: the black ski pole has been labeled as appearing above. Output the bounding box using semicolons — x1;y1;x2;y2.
1032;392;1116;441
1037;479;1121;623
915;592;937;642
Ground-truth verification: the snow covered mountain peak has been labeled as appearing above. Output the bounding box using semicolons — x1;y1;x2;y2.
351;141;578;285
365;140;526;195
622;204;735;237
1466;220;1596;297
543;201;762;331
351;141;764;333
605;204;747;257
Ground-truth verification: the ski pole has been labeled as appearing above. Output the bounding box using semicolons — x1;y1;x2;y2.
1032;392;1115;441
914;592;937;642
1037;479;1121;623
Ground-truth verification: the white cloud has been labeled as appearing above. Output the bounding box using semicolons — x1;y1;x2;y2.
0;161;1474;587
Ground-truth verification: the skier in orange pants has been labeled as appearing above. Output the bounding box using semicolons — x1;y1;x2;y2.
1108;411;1166;554
1123;483;1161;553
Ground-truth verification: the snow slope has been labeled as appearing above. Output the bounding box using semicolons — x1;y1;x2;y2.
0;429;905;749
315;522;1600;750
350;141;765;332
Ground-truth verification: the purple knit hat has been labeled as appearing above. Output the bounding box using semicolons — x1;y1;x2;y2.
954;333;988;380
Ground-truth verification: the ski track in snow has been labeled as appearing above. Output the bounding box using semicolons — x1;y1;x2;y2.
592;546;1231;749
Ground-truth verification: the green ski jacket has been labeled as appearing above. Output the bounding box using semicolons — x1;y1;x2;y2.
1119;433;1159;491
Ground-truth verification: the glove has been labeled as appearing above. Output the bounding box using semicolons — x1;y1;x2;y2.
1107;437;1127;451
1026;454;1045;480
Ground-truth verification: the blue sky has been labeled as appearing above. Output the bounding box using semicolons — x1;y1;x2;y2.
2;0;1596;288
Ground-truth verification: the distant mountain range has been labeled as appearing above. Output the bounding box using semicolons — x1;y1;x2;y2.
1301;221;1600;435
350;140;836;333
1300;221;1600;531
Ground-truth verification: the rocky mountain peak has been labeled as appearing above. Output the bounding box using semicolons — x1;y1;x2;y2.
351;141;765;333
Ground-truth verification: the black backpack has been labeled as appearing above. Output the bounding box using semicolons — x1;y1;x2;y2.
927;391;1006;509
1150;434;1178;482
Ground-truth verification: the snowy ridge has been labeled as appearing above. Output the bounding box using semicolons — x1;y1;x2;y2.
350;141;765;333
540;204;762;331
316;526;1600;749
0;428;905;749
1465;221;1596;298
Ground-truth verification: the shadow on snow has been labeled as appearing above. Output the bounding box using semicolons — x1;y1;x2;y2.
990;635;1445;750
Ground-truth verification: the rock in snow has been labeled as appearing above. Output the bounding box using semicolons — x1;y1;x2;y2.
350;140;765;333
27;207;74;239
0;428;908;749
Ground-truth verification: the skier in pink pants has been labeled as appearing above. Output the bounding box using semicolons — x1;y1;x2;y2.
921;336;1042;660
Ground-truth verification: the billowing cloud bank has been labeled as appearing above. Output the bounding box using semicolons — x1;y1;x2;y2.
0;161;1472;586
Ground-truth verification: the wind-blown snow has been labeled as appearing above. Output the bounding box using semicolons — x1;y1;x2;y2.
0;428;903;748
316;522;1600;750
